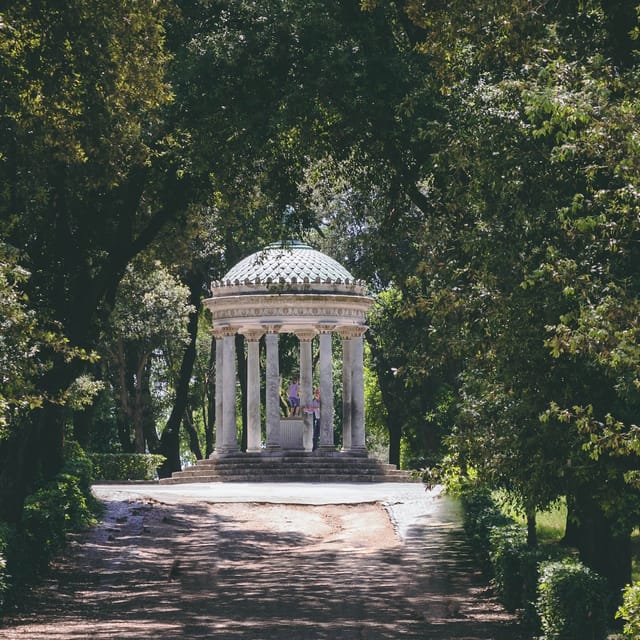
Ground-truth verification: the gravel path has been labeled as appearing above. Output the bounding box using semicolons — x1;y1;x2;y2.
0;483;524;639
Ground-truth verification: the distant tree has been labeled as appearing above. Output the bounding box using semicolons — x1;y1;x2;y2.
102;257;194;454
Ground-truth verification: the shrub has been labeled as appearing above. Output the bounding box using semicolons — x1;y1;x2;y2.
489;524;528;612
537;559;609;640
63;439;95;494
459;485;512;572
19;474;96;577
0;522;12;615
617;582;640;638
0;443;102;615
89;453;165;482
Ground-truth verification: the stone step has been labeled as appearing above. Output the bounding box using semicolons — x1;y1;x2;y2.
160;453;417;485
186;461;402;473
160;473;411;484
165;468;407;479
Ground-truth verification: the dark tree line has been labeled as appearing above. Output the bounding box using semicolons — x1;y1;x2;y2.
2;0;640;603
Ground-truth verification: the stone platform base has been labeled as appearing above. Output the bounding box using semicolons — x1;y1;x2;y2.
160;451;417;484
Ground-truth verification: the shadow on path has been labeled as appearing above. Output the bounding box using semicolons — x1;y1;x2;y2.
0;491;524;640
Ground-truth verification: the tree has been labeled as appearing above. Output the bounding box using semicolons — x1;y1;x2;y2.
357;0;640;598
102;256;194;454
0;0;184;520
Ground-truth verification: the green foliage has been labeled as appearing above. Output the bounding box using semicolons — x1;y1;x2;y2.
89;453;166;482
537;559;609;640
62;440;97;504
355;0;640;596
459;485;512;573
363;348;389;460
101;255;195;454
489;524;528;612
0;522;11;614
0;243;84;438
16;473;97;585
0;442;101;612
617;582;640;638
459;484;553;630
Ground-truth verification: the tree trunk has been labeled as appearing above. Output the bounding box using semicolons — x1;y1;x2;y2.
158;274;202;478
0;387;67;521
570;491;632;605
72;406;92;450
141;358;160;454
370;355;403;465
113;338;136;451
366;335;405;467
117;414;135;453
204;335;216;457
526;510;537;548
562;496;581;547
133;354;150;453
183;408;204;460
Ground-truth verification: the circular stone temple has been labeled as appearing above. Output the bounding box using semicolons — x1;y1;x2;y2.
205;240;374;456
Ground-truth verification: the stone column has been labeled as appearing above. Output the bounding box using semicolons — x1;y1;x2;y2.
212;329;225;457
264;325;282;450
349;325;368;456
243;328;264;453
338;329;353;452
318;323;335;452
297;329;316;451
221;326;238;453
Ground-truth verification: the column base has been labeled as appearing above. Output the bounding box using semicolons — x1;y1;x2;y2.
210;448;240;459
347;447;368;457
318;444;337;454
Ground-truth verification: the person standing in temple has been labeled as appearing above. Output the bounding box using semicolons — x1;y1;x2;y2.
306;387;321;450
287;376;300;416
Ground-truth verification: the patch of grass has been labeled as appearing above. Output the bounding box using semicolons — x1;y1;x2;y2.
631;528;640;583
534;501;566;543
494;492;566;544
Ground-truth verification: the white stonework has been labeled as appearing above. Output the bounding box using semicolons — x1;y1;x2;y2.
206;241;374;458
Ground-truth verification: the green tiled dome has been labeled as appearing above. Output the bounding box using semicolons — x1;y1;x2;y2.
218;241;360;287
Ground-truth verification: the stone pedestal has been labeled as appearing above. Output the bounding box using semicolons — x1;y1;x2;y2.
280;418;305;451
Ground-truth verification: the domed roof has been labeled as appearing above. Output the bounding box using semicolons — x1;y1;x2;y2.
206;240;373;331
224;241;354;284
211;240;367;296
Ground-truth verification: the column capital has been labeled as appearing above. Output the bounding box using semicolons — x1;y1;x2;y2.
296;329;317;342
241;328;265;342
262;323;282;334
336;324;368;339
213;325;237;339
317;322;337;334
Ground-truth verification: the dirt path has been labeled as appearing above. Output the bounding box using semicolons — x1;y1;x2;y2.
0;488;524;639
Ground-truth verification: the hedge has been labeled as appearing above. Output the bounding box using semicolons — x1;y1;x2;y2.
459;485;511;573
617;582;640;638
489;524;528;612
537;559;609;640
0;441;101;616
443;483;625;637
89;453;166;482
19;473;97;576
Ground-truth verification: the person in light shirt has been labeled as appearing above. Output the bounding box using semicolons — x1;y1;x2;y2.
287;377;300;416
